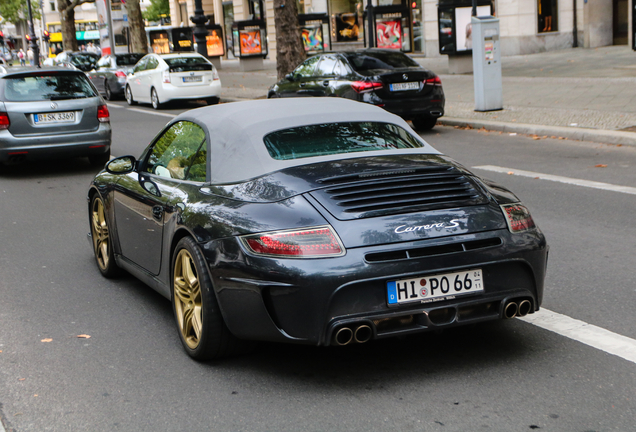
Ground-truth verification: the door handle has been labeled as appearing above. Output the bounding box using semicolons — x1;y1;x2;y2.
322;81;330;87
299;82;306;87
152;205;164;221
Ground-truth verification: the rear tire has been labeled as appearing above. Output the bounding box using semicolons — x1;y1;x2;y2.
412;115;438;131
206;97;220;105
104;81;112;101
125;85;136;105
151;88;163;110
171;237;241;360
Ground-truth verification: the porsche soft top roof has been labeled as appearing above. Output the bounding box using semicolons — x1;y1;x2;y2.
175;98;440;184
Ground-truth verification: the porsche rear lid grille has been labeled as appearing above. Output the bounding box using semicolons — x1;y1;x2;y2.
310;167;487;220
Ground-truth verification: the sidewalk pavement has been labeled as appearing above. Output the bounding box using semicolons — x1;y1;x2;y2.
216;45;636;146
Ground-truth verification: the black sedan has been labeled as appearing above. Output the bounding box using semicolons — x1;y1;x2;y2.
268;49;445;131
87;98;547;360
87;53;145;100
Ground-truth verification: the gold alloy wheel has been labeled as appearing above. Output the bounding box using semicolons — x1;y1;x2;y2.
173;249;203;349
91;198;110;271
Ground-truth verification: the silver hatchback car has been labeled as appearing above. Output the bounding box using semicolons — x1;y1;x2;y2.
0;67;111;169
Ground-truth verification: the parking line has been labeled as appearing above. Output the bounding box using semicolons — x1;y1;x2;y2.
125;108;176;118
520;309;636;364
473;165;636;195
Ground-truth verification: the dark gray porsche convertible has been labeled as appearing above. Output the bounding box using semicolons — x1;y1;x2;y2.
88;98;548;360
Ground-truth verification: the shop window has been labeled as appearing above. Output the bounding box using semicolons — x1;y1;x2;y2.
537;0;557;33
50;1;55;11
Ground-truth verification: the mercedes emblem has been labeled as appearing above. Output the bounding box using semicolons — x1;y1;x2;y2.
403;74;408;81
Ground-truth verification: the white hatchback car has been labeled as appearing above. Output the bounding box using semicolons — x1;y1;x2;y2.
125;53;221;109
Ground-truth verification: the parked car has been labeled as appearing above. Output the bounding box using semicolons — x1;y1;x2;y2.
125;52;221;109
0;67;111;168
268;49;445;131
87;98;547;360
87;53;145;100
54;51;100;72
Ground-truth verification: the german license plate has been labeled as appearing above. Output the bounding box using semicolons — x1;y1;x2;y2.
182;76;202;83
34;111;75;124
390;82;419;92
387;269;484;305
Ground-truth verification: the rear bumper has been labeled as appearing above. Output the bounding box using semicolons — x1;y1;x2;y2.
364;87;446;120
207;228;548;346
158;80;222;103
0;123;111;163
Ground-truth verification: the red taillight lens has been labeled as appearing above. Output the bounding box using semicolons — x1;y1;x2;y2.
162;69;171;83
351;81;384;93
424;76;442;86
97;104;110;123
241;226;345;258
501;204;536;233
115;70;126;78
0;112;9;130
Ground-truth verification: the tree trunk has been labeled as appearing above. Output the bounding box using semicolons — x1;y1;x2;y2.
58;0;78;52
125;0;148;54
273;0;306;80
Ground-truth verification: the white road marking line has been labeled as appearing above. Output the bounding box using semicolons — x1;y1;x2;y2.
520;309;636;364
125;107;176;118
106;103;124;109
473;165;636;195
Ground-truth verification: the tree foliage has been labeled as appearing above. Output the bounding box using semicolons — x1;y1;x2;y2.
0;0;41;25
142;0;170;23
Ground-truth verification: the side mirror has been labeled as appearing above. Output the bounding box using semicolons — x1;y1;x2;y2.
285;73;295;81
106;155;136;174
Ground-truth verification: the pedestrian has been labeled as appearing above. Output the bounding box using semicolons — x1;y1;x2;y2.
27;47;34;66
18;48;25;66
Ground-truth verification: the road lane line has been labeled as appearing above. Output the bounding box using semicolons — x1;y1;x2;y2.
125;108;176;118
520;309;636;364
473;165;636;195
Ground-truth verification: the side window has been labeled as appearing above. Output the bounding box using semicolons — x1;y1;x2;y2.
333;60;348;77
293;56;320;78
133;58;148;73
314;56;338;77
146;57;159;70
145;121;207;182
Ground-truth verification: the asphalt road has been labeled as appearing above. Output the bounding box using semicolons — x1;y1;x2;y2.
0;103;635;432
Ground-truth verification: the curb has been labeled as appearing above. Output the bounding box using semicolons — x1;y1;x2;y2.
439;117;636;147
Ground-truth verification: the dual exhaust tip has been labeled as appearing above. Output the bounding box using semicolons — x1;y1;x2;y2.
504;299;532;319
334;324;372;346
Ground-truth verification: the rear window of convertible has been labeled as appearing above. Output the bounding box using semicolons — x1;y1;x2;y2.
1;72;97;102
263;122;423;160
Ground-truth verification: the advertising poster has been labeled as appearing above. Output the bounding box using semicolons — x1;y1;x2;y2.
335;13;359;42
301;25;323;53
172;28;194;52
455;5;490;52
206;29;224;57
376;18;401;50
150;31;170;53
240;29;262;55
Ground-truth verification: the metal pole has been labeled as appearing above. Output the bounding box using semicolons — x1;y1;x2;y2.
572;0;578;47
367;0;374;48
40;0;47;58
191;0;210;58
105;0;116;54
26;0;40;67
472;0;477;16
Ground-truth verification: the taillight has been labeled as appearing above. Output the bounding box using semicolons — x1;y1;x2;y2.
0;112;9;130
500;204;536;233
424;76;442;86
97;104;110;123
115;70;126;78
240;226;345;258
212;67;220;81
162;69;171;83
351;81;383;93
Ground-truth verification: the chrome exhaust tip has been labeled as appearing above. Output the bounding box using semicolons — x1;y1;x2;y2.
354;325;372;344
504;302;518;319
430;111;443;117
334;327;353;346
517;300;532;317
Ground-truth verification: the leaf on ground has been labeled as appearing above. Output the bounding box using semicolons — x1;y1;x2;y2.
77;334;91;339
594;164;608;168
18;378;25;381
507;171;515;175
41;338;53;343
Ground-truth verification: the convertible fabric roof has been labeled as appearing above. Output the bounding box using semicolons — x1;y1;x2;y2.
176;98;440;184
